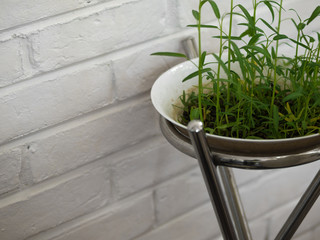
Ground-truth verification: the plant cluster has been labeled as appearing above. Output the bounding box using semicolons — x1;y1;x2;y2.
153;0;320;139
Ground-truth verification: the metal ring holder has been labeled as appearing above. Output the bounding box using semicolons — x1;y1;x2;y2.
160;116;320;240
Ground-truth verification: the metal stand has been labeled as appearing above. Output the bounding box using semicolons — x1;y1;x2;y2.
160;117;320;240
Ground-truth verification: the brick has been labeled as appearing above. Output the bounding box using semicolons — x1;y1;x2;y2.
154;168;209;225
113;29;224;100
313;225;320;240
0;62;113;144
292;232;314;240
48;193;154;240
248;217;268;240
25;97;158;183
269;193;320;239
113;138;197;199
0;39;23;87
232;168;266;186
29;0;168;71
0;148;21;195
213;236;223;240
239;161;320;220
0;162;111;240
136;203;219;240
0;0;110;30
113;36;187;100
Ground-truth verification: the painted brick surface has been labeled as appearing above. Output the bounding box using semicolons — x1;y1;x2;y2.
0;63;113;144
232;168;266;186
293;232;314;240
0;0;111;31
0;149;21;195
269;195;320;239
27;97;157;183
154;168;209;225
0;0;320;240
29;0;168;72
0;162;111;240
113;138;197;199
113;35;187;100
0;39;24;87
49;193;154;240
136;202;219;240
248;218;268;240
313;225;320;240
240;161;320;220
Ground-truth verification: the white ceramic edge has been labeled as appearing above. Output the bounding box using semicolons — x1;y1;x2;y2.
151;56;320;143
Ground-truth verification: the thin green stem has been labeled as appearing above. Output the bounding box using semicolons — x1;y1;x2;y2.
313;41;320;83
270;0;283;116
227;0;234;112
227;0;234;128
216;19;224;130
249;0;258;128
197;1;204;122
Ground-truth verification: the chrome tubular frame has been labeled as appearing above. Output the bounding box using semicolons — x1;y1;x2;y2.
160;117;320;240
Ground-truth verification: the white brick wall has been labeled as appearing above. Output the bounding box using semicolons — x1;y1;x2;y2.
0;39;24;86
0;0;320;240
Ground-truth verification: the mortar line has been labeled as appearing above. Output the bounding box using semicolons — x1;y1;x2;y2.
0;91;151;151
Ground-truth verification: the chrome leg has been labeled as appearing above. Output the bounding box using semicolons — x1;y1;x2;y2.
275;169;320;240
219;167;252;240
187;120;237;240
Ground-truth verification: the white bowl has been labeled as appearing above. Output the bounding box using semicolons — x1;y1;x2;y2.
151;56;320;156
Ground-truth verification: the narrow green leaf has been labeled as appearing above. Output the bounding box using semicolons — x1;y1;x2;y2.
239;29;251;38
187;24;218;29
200;51;207;68
208;0;220;19
259;18;277;33
271;46;276;59
192;10;200;21
243;45;271;61
190;107;200;120
182;68;211;82
238;23;256;35
230;41;246;79
291;18;299;30
216;122;238;130
273;105;279;132
273;34;288;40
200;0;208;8
243;48;264;69
282;91;304;102
151;52;187;58
212;53;232;80
302;120;307;130
212;35;241;40
263;1;275;22
307;5;320;25
297;23;306;30
248;34;263;46
308;35;315;43
237;4;254;24
289;38;311;50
